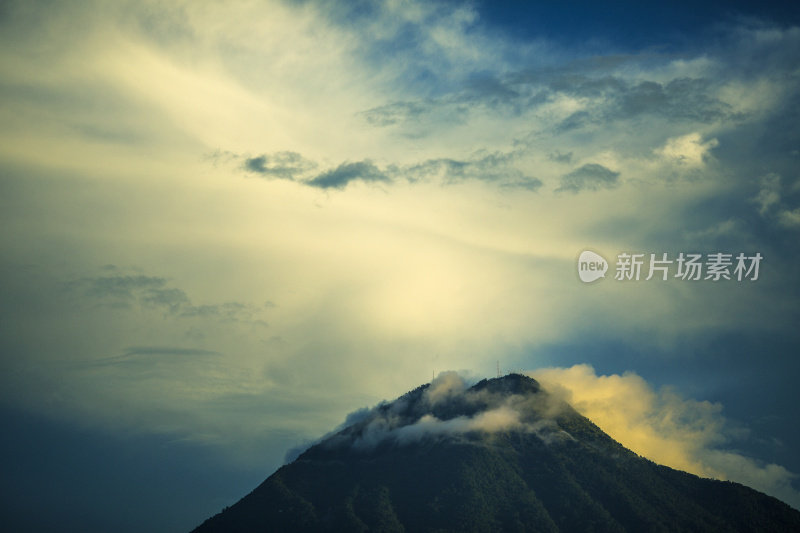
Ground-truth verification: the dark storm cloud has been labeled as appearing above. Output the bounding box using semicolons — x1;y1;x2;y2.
306;160;390;189
556;163;620;193
243;151;316;180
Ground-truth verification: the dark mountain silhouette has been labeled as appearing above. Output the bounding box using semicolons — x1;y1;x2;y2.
191;374;800;532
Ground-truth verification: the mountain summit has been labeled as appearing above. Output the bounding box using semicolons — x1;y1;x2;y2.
192;373;800;532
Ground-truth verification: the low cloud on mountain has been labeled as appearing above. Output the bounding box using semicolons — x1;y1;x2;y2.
531;365;800;509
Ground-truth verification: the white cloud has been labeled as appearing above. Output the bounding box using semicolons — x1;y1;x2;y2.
341;373;570;451
424;371;469;405
656;132;718;167
754;173;782;215
778;207;800;227
530;365;800;509
752;173;800;229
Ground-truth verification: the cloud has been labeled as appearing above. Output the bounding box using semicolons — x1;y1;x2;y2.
392;406;526;445
326;373;573;452
778;207;800;227
382;70;736;138
236;151;393;190
140;287;191;313
548;150;573;164
243;151;316;180
554;110;593;133
529;365;800;509
754;173;782;215
232;148;542;191
556;163;620;193
123;346;221;357
464;75;521;106
67;271;269;325
354;66;733;140
67;275;190;312
76;275;168;300
423;371;467;404
500;178;544;191
359;100;431;127
752;173;800;228
656;132;718;167
401;151;542;190
543;75;734;128
307;160;390;189
616;78;732;122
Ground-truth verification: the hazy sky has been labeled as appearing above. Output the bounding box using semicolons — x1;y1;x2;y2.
1;1;799;530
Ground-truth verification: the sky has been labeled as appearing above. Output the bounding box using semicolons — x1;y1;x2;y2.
1;0;799;530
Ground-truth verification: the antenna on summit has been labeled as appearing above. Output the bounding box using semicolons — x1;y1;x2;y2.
496;360;501;378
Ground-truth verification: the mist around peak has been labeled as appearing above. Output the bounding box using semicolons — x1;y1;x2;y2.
299;372;616;457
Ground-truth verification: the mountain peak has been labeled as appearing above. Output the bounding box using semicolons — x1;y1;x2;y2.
471;372;542;395
192;373;800;532
307;371;578;456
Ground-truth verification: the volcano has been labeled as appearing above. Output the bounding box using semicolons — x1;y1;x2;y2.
191;373;800;532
